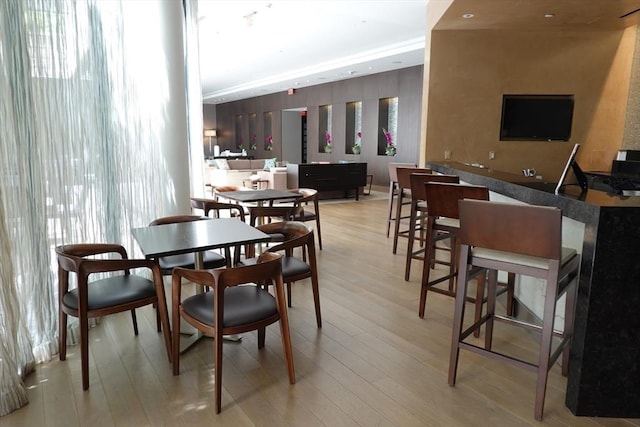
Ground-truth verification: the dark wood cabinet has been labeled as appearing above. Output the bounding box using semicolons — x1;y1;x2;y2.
287;163;367;200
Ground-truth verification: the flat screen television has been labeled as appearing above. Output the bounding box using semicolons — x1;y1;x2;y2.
500;94;574;141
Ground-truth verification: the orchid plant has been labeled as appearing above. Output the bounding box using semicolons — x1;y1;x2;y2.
382;128;396;156
324;131;332;153
265;135;273;151
352;131;362;154
249;134;257;150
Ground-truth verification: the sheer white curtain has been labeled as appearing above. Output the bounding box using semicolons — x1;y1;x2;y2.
0;0;200;416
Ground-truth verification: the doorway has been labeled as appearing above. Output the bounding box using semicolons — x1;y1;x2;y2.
282;107;307;164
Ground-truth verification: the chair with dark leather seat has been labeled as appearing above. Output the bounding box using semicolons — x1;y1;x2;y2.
190;198;247;264
56;243;172;391
449;199;580;421
171;252;295;413
240;221;321;328
149;215;228;271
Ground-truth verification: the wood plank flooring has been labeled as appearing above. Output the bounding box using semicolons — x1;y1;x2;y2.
2;189;638;426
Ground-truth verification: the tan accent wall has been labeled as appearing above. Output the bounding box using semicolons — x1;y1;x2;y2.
424;27;636;180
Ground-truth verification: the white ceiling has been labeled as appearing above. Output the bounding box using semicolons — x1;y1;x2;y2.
198;0;428;104
197;0;640;105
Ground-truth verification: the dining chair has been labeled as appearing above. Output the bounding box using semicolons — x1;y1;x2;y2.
190;197;246;221
56;243;172;391
190;198;247;264
288;188;323;250
392;167;432;254
171;252;295;413
449;199;580;421
386;162;417;237
149;215;229;272
240;221;321;328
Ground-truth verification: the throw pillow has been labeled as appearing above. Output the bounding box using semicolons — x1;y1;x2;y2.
216;158;230;170
263;157;277;170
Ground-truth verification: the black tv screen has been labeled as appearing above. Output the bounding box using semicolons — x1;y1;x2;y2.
499;94;574;141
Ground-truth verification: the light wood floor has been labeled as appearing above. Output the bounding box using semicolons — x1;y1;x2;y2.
2;190;638;426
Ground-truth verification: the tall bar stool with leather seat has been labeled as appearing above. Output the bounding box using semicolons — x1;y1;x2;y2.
404;173;459;281
386;162;416;237
392;167;431;254
449;199;580;421
418;182;510;321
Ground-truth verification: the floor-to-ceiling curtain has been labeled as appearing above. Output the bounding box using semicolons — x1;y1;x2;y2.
0;0;199;416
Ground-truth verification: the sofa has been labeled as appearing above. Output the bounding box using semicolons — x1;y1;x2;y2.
205;158;288;190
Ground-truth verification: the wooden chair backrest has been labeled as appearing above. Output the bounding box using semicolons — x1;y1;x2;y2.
396;167;432;190
388;162;417;183
425;182;489;219
190;197;246;221
249;205;304;227
410;174;459;202
149;215;207;226
458;199;562;260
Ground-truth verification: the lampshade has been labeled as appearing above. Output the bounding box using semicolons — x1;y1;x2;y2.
204;129;217;137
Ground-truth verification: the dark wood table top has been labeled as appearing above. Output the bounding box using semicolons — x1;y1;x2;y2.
131;218;270;258
216;189;302;204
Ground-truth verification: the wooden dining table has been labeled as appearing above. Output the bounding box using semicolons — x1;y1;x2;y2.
131;217;271;350
215;188;302;206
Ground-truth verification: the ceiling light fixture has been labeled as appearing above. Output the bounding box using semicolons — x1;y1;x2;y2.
544;13;554;18
462;13;474;19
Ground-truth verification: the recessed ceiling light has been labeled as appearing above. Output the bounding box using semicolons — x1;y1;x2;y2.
462;13;474;19
544;13;554;18
392;60;402;64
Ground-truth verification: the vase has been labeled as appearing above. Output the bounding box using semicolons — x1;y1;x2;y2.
352;145;361;154
324;145;332;153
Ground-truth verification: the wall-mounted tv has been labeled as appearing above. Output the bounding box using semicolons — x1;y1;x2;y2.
499;94;574;141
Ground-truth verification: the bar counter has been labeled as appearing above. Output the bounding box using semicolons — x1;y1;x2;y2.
427;161;640;418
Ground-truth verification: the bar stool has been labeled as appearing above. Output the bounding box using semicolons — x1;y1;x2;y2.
418;182;510;321
449;199;580;421
404;173;459;281
392;167;431;254
386;162;416;237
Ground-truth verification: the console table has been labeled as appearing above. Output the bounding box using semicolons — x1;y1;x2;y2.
286;163;367;200
428;161;640;418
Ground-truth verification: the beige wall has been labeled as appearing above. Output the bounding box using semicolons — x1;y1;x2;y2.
424;27;636;180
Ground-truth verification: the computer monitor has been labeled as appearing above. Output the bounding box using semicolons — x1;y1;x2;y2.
555;143;588;195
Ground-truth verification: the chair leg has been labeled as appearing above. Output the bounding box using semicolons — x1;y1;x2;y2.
156;305;161;332
214;334;223;414
506;272;516;316
172;308;181;376
315;215;323;250
448;245;471;386
386;183;395;237
286;282;292;307
404;204;417;281
392;191;404;254
258;327;266;348
311;273;322;328
130;309;139;335
484;269;498;350
534;271;560;421
418;219;436;318
473;271;485;338
80;314;90;390
59;310;67;361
